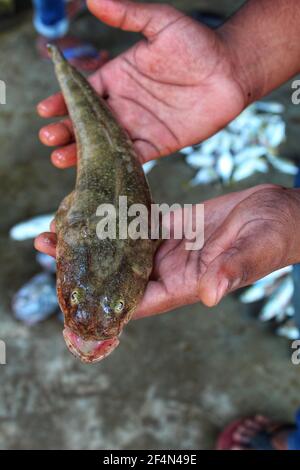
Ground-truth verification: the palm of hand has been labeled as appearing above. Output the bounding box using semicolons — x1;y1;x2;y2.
90;12;244;162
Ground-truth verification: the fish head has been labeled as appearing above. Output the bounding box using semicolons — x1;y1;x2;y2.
58;276;128;340
57;245;150;362
57;275;125;363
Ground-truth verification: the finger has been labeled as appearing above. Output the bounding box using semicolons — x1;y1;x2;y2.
133;280;179;319
34;232;57;258
39;119;74;147
51;143;77;168
37;92;68;118
133;140;159;163
198;229;283;307
87;0;183;40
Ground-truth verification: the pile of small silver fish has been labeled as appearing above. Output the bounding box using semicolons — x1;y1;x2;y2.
181;101;298;185
9;162;156;326
240;266;299;340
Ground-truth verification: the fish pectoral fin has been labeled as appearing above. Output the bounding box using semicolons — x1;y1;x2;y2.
55;191;75;230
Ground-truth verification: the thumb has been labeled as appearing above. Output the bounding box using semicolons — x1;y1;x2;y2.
134;280;181;319
198;230;285;308
87;0;183;39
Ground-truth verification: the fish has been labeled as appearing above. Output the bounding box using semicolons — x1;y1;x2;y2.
10;213;54;241
266;153;298;175
259;276;294;322
232;158;268;182
240;266;292;303
48;45;158;363
191;167;219;185
36;252;57;273
183;101;288;186
12;272;58;325
234;146;267;165
216;152;234;183
186;152;214;168
180;146;194;155
276;318;299;340
142;161;156;174
240;283;269;304
261;116;286;148
255;101;285;114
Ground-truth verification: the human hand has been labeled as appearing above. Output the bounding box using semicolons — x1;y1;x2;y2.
35;184;300;317
135;184;300;316
37;0;245;165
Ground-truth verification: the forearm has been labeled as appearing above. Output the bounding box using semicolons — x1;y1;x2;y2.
219;0;300;105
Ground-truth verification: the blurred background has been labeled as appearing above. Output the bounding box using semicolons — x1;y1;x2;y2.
0;0;300;450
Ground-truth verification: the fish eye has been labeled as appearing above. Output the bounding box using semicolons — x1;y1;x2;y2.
114;300;125;314
70;288;83;305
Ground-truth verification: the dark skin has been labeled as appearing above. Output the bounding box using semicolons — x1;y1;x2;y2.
36;183;300;317
35;0;300;319
35;0;300;448
38;0;245;165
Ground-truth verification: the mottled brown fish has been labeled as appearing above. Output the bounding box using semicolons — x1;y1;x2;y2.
48;45;157;363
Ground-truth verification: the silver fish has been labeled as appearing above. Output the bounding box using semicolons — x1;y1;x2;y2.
10;214;54;241
276;318;299;340
234;146;267;165
259;276;294;322
191;167;219;185
255;101;285;114
266;153;298;175
232;158;268;182
240;266;292;303
12;272;58;325
143;161;156;174
36;252;57;273
261;117;285;147
216;152;234;182
186;152;215;168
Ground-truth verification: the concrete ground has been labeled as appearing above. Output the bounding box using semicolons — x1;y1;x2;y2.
0;0;300;450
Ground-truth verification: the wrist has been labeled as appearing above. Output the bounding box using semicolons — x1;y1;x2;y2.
217;24;265;107
217;0;300;107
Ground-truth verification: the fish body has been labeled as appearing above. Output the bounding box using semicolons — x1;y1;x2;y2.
239;266;292;304
49;45;157;363
36;252;57;273
259;276;294;322
10;213;54;241
12;272;57;325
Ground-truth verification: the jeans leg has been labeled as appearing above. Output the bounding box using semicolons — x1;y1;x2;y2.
32;0;69;39
287;409;300;450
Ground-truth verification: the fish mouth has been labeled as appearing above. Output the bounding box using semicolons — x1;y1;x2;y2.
63;327;120;364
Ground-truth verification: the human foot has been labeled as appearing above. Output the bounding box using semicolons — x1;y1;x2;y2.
217;415;294;450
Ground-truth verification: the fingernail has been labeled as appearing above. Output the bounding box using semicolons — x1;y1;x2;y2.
229;277;241;291
52;149;65;161
41;128;55;143
216;278;229;304
37;102;47;115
